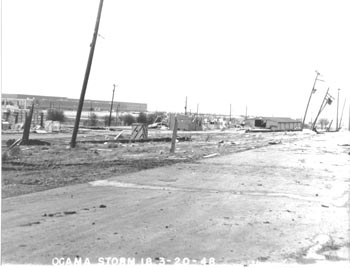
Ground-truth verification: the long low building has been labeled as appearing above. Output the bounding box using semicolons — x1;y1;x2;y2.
244;117;302;131
1;93;147;113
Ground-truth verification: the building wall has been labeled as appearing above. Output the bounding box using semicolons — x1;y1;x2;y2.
2;93;147;113
169;114;202;131
244;118;301;131
266;120;278;129
244;119;255;128
2;109;44;128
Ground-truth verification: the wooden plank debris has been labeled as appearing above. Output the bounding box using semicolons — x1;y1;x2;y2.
203;153;219;158
80;136;191;144
130;124;148;141
114;130;125;140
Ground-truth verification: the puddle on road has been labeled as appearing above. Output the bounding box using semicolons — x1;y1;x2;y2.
89;180;346;207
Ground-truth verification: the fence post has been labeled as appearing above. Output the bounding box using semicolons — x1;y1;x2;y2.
170;116;178;153
40;112;44;127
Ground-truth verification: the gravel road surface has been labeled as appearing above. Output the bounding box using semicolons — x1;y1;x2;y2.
1;131;349;265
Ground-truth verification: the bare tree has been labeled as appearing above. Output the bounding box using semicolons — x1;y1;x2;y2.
318;118;329;130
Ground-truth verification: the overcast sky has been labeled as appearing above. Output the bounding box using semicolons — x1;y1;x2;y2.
2;0;350;125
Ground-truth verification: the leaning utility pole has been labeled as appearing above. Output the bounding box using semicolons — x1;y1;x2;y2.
70;0;104;148
302;71;323;129
22;102;35;145
108;84;116;127
170;117;178;153
336;88;340;130
311;87;333;131
338;99;346;130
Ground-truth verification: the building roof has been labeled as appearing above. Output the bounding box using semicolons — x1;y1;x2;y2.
2;93;147;112
247;117;301;123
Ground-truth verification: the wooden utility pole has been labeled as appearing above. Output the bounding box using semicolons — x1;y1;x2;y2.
170;116;178;153
184;96;187;115
108;84;116;127
302;71;323;129
70;0;104;148
312;87;333;131
336;88;340;130
338;99;346;130
22;102;35;145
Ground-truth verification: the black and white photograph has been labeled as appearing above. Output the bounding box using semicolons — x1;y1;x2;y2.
1;0;350;266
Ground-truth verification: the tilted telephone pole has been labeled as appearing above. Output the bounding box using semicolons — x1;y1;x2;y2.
336;88;340;130
70;0;104;148
302;71;324;129
108;84;116;127
311;87;334;131
338;98;346;130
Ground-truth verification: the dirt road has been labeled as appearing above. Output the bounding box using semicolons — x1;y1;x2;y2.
1;131;349;265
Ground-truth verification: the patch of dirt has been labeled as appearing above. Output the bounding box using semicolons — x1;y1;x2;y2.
2;129;310;198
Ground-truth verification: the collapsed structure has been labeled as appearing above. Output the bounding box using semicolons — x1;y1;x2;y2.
169;114;203;131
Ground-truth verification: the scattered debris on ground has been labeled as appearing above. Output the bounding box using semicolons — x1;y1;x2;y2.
2;129;314;198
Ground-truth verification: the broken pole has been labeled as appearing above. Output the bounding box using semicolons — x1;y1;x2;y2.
170;116;178;153
108;84;116;127
338;98;346;130
336;88;340;130
302;71;322;129
70;0;104;148
327;120;333;131
22;102;35;145
311;87;330;131
40;112;44;127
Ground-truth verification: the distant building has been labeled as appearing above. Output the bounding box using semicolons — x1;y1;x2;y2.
169;114;203;131
1;93;147;113
244;117;301;131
